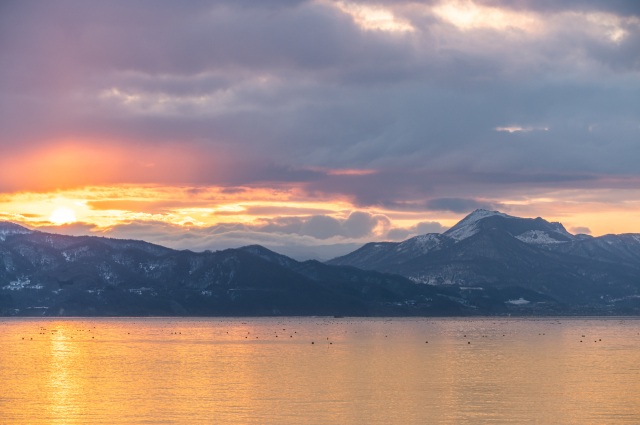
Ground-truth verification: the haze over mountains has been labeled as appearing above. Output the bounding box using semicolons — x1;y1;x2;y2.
2;209;640;316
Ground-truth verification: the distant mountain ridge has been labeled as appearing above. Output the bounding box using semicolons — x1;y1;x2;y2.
328;209;640;311
0;222;467;316
3;211;640;317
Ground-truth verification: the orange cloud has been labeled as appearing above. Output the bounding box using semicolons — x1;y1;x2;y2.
0;140;227;192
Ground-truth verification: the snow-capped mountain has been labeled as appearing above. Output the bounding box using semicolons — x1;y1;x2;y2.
329;209;640;310
443;209;511;241
329;209;576;271
443;209;573;244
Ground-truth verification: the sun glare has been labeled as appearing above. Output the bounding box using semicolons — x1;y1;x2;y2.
49;207;77;225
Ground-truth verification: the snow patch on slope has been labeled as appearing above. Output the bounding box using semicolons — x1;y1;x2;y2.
0;222;33;242
516;230;568;245
395;233;443;254
2;277;43;291
506;297;530;305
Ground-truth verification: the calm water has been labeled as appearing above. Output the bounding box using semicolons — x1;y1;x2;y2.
1;317;640;424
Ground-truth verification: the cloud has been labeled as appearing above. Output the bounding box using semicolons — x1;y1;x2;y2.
495;126;549;133
570;226;592;235
478;0;640;17
256;211;391;240
386;220;448;240
1;0;640;250
32;207;413;259
344;211;390;237
300;215;344;239
36;222;99;236
68;214;391;260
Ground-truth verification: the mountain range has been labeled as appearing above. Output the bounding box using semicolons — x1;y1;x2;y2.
2;209;640;316
329;209;640;312
0;222;464;316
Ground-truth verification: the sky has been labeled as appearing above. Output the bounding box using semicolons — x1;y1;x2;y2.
1;0;639;259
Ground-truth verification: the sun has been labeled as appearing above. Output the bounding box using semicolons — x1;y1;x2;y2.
49;206;77;225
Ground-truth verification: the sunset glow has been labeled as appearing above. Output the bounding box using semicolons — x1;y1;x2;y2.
1;0;639;258
4;4;640;425
48;207;78;226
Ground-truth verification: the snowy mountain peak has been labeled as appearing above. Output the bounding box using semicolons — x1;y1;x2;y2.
0;222;33;241
464;209;509;221
444;209;510;241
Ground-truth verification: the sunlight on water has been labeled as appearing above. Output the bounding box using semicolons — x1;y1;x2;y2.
1;318;639;424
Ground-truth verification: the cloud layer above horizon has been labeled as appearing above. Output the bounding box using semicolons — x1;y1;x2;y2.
1;0;639;258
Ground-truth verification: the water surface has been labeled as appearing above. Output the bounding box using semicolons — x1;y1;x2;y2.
1;317;639;424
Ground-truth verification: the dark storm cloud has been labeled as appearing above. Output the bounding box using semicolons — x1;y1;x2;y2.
0;0;419;156
0;0;410;85
1;0;639;210
301;169;612;212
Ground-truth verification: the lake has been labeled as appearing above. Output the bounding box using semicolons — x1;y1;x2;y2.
1;317;639;424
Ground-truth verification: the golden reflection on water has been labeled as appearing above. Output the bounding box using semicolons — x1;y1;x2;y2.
47;326;80;424
1;318;640;424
